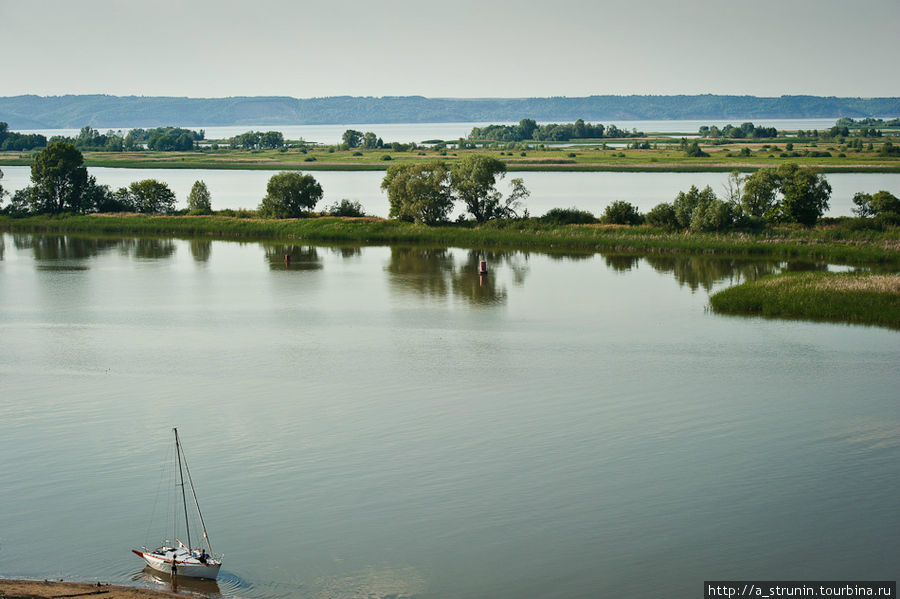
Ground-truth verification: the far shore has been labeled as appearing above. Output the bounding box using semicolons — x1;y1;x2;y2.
2;145;900;174
0;579;180;599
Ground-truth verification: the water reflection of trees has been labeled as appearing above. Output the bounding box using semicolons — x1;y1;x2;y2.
189;239;212;262
642;255;800;292
329;246;362;259
13;234;121;261
10;234;181;265
119;238;178;260
385;247;533;306
264;244;323;271
603;254;642;272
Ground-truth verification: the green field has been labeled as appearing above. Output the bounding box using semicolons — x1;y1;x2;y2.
2;136;900;173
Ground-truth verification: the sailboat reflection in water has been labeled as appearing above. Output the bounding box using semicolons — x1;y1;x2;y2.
132;428;223;579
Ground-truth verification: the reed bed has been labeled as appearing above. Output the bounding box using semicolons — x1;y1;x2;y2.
709;272;900;329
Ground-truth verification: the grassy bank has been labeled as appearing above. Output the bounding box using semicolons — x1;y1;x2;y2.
2;214;899;266
709;271;900;329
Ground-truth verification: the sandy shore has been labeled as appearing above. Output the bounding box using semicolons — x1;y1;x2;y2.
0;580;181;599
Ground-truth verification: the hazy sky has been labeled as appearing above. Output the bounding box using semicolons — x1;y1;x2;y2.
2;0;898;98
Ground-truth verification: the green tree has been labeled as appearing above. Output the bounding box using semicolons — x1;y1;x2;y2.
518;118;538;139
776;164;831;226
188;180;212;212
259;131;284;149
29;141;89;213
258;171;323;218
854;190;900;217
127;179;177;213
673;185;716;229
602;200;643;225
870;190;900;215
0;167;6;207
645;202;679;230
342;129;363;148
690;197;735;232
684;140;709;157
741;168;781;219
382;160;454;224
450;154;516;222
362;132;380;149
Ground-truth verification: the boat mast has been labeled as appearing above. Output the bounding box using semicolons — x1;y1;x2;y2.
180;437;214;554
174;427;192;550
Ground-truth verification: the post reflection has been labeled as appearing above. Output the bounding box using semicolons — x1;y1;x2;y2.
385;247;531;306
263;244;323;271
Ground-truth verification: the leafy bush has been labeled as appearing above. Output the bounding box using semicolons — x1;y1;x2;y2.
539;207;597;225
685;141;710;157
327;199;366;217
645;202;679;230
602;201;644;225
690;198;735;232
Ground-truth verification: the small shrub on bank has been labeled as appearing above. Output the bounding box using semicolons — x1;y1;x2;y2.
540;207;597;225
645;202;679;230
602;201;644;225
327;199;366;217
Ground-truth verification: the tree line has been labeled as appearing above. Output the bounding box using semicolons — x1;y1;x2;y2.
3;141;897;232
469;119;644;143
698;122;778;139
0;141;212;215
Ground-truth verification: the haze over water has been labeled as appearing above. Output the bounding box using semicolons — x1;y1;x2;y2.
1;233;898;598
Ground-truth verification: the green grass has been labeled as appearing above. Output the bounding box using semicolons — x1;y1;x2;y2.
3;214;899;266
709;271;900;329
3;139;900;173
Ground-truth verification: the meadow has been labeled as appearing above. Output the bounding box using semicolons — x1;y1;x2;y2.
2;135;900;173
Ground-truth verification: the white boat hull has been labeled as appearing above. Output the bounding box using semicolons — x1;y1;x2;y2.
132;548;221;579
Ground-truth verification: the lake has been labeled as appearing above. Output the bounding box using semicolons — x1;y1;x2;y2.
1;233;898;599
2;166;899;218
14;118;855;145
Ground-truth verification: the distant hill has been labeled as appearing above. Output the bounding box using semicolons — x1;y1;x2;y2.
2;94;899;129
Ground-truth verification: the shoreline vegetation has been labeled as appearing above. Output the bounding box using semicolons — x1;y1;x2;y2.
2;118;900;174
3;214;899;266
709;271;900;329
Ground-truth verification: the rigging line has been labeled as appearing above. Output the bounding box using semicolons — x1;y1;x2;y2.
144;440;174;545
179;433;213;554
174;427;192;551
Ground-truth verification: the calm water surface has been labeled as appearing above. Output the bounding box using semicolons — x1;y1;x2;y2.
1;233;898;598
2;166;898;218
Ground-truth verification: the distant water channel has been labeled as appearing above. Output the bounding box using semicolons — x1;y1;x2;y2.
1;233;898;599
2;166;898;218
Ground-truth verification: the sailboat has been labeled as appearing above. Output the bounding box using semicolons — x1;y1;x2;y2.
132;428;222;579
